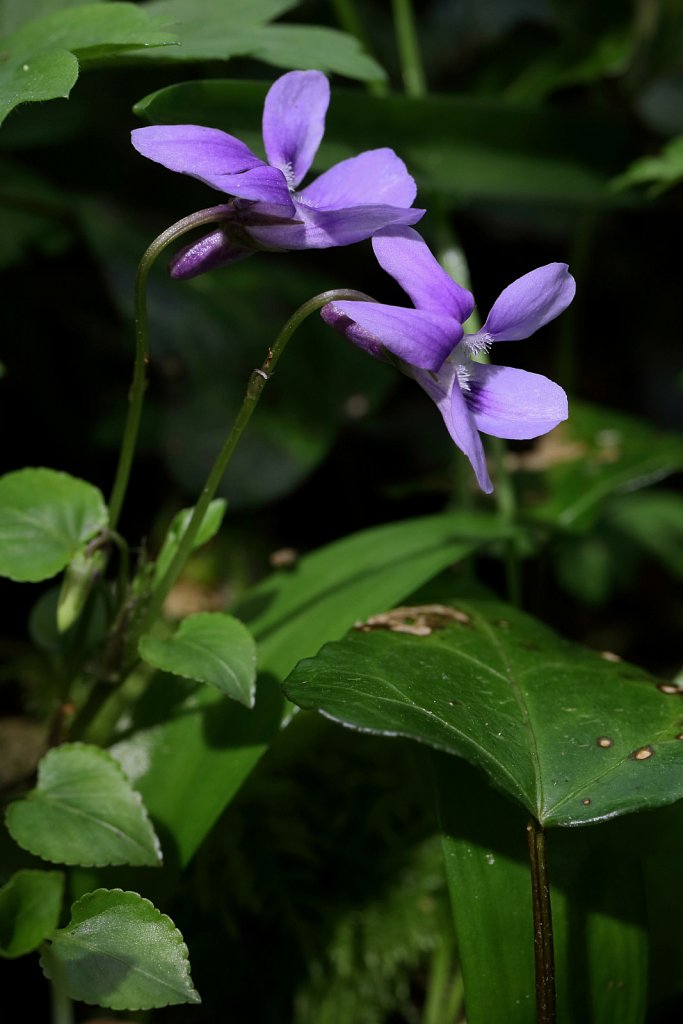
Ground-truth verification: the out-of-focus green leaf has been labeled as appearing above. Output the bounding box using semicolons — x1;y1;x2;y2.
139;612;257;707
112;514;512;866
608;489;683;578
0;2;177;124
0;468;108;582
506;29;634;104
134;80;633;206
515;401;683;531
41;888;200;1009
612;135;683;197
436;755;648;1024
0;159;71;268
153;498;227;584
0;1;98;38
0;869;64;959
5;743;162;867
129;0;385;81
284;598;683;827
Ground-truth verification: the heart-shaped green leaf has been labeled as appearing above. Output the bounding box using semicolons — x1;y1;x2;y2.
40;888;200;1009
284;600;683;827
0;468;108;582
0;869;64;958
139;612;257;707
5;743;162;866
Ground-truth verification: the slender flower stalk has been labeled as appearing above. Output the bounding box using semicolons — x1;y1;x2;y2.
108;205;234;530
136;289;376;636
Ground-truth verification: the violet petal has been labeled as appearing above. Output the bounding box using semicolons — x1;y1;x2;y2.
483;263;576;342
131;125;294;210
169;228;254;280
321;301;461;370
414;367;493;492
298;148;417;209
466;364;568;439
262;70;329;188
372;226;474;321
245;201;424;250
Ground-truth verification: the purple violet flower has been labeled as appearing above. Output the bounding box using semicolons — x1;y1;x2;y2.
321;227;575;493
131;70;424;279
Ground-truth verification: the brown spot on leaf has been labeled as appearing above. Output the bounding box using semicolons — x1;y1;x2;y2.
354;604;472;637
600;650;622;663
269;547;299;569
581;798;591;806
447;699;461;707
496;619;510;629
596;737;613;749
676;734;683;741
631;745;654;761
657;683;683;695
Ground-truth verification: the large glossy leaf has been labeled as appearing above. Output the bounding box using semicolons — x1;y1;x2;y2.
41;888;200;1009
5;743;162;866
435;754;648;1024
0;2;176;123
284;599;683;827
0;468;108;582
134;80;633;206
139;612;257;707
516;401;683;531
0;869;64;958
130;0;385;81
113;514;512;866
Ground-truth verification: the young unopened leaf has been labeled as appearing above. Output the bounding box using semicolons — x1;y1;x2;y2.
0;869;64;958
284;600;683;827
5;743;161;866
41;889;200;1009
153;497;227;584
139;612;256;707
0;468;108;582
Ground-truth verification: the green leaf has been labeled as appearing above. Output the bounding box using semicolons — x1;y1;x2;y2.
0;48;78;125
0;1;99;38
5;743;162;867
608;490;683;579
612;135;683;197
284;599;683;828
436;755;648;1024
139;612;257;707
41;888;200;1009
0;468;108;582
153;497;227;585
240;512;516;680
134;80;633;206
0;2;177;124
0;869;64;959
112;514;510;867
518;401;683;531
127;0;385;81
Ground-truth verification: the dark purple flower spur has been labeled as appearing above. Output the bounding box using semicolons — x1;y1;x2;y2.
321;226;575;493
131;70;424;278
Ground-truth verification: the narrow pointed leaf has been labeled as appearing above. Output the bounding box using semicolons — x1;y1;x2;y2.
0;869;64;959
284;600;683;827
40;889;200;1010
139;612;257;707
5;743;162;866
0;468;108;582
153;497;227;584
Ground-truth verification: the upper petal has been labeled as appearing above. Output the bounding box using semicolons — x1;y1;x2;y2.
131;125;294;210
321;301;461;371
413;366;493;493
244;200;424;250
482;263;576;342
372;227;474;322
262;70;329;188
298;149;417;209
465;363;568;439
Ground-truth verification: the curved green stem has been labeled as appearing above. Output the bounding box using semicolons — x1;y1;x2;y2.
107;204;235;530
392;0;427;97
136;288;376;636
